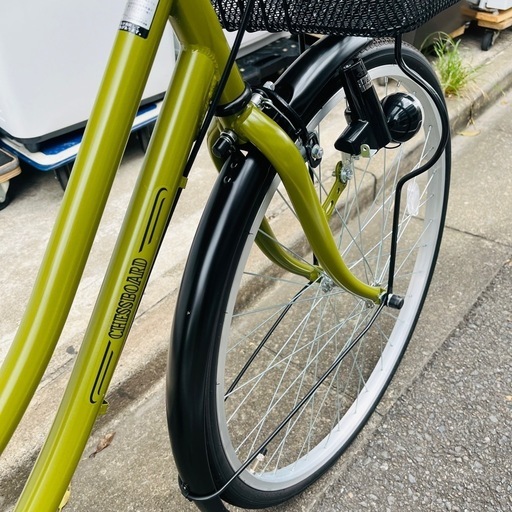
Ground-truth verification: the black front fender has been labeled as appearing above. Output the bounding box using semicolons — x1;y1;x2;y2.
166;35;371;511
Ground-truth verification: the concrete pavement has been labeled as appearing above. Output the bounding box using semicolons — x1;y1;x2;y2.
311;261;512;512
1;27;512;511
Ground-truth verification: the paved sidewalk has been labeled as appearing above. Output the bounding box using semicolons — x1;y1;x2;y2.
310;260;512;512
1;27;512;511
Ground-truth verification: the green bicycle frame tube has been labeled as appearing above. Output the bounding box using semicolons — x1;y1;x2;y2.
14;49;220;512
0;0;175;454
231;104;383;301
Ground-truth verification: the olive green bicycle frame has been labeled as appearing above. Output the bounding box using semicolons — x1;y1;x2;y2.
0;0;383;510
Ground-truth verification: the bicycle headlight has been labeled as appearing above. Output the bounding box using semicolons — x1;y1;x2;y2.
381;92;423;143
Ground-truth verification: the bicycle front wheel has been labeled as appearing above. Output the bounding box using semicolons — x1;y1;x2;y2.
171;40;450;509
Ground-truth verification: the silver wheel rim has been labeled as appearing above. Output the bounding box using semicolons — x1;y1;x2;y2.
215;61;446;491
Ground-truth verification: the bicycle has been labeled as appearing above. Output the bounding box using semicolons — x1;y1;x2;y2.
0;0;458;510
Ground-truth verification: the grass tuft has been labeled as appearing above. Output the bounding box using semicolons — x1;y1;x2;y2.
432;35;477;97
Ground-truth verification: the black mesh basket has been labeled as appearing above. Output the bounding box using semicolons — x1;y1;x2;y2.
211;0;460;38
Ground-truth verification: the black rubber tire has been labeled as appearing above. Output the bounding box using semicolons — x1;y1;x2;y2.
136;121;155;153
170;40;450;509
481;30;498;52
54;164;71;191
0;190;12;210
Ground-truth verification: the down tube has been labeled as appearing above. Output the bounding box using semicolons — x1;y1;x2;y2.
13;49;217;512
0;0;173;452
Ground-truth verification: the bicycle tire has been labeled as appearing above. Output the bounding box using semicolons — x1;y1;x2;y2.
169;40;450;509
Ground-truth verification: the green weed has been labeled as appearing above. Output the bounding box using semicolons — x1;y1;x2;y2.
432;35;476;97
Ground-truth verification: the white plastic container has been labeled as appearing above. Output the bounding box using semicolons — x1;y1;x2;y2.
486;0;512;8
0;0;176;145
0;0;282;168
467;0;512;10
